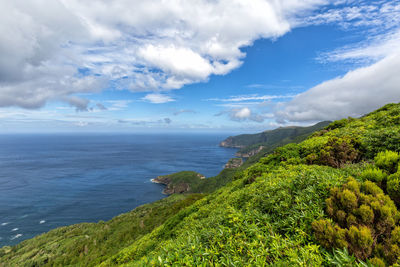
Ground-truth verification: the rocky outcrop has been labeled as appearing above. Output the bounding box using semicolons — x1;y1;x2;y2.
235;146;265;158
224;158;243;169
219;137;244;148
151;171;205;195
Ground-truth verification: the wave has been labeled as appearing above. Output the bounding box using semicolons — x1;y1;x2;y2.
10;234;22;240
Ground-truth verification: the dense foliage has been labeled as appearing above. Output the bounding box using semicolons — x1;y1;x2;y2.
0;194;204;266
220;121;330;152
1;103;400;266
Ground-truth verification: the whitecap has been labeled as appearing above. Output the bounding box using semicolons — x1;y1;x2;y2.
10;234;22;240
39;220;46;224
20;214;28;218
1;222;9;226
11;228;19;232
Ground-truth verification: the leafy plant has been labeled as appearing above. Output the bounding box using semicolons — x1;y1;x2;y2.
313;178;400;264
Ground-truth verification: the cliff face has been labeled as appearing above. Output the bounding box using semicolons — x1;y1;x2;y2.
224;158;243;169
219;137;244;148
219;121;331;149
151;171;205;195
235;146;265;158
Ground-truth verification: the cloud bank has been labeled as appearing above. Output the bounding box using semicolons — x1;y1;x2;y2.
277;28;400;123
0;0;327;109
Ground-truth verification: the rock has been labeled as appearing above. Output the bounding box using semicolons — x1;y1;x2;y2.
224;158;243;169
235;146;265;158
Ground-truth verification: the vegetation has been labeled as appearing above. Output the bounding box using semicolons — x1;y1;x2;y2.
1;103;400;266
151;171;205;194
220;120;330;155
0;194;204;266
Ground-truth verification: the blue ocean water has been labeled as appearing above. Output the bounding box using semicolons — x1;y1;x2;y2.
0;133;236;247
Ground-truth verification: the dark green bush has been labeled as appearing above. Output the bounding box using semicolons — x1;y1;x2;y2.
313;178;400;263
305;136;360;168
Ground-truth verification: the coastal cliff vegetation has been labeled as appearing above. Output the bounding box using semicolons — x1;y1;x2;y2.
1;103;400;266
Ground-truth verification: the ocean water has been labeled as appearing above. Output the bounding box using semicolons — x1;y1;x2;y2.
0;133;236;247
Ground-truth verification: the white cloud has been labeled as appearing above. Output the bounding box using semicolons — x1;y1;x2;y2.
276;52;400;122
235;107;251;119
208;94;297;102
0;0;329;109
275;2;400;123
105;100;132;111
142;93;175;104
318;29;400;64
216;107;271;123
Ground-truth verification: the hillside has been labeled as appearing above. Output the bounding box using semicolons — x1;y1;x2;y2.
220;121;331;157
2;103;400;266
151;171;205;194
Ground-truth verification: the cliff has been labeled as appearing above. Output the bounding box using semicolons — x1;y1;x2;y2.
151;171;205;195
220;121;331;153
224;158;243;169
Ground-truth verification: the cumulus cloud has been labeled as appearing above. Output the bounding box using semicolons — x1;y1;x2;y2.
216;107;271;123
0;0;328;109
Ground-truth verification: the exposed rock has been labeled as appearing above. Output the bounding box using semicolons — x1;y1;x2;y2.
224;158;243;169
235;146;265;158
219;137;244;148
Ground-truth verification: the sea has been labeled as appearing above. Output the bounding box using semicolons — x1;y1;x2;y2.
0;133;237;247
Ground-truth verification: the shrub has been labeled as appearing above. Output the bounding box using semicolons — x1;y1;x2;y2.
364;129;400;158
313;178;400;263
375;151;400;174
369;257;386;267
360;167;387;185
305;136;360;168
387;173;400;204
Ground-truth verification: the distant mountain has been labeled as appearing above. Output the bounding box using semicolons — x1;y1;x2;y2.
220;121;331;157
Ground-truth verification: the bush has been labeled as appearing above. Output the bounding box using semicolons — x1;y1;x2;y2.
360;167;387;185
313;178;400;263
305;136;360;168
387;173;400;204
375;151;400;174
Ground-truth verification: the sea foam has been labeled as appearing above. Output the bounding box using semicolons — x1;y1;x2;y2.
10;234;22;240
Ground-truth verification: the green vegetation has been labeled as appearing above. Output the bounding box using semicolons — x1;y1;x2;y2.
2;103;400;266
220;120;330;156
0;194;204;266
151;171;205;194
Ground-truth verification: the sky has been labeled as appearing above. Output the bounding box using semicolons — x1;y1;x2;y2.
0;0;400;133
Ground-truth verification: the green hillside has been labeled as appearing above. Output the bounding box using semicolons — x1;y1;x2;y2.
2;103;400;266
220;121;331;154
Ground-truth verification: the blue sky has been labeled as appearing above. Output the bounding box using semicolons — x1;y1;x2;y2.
1;0;400;133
